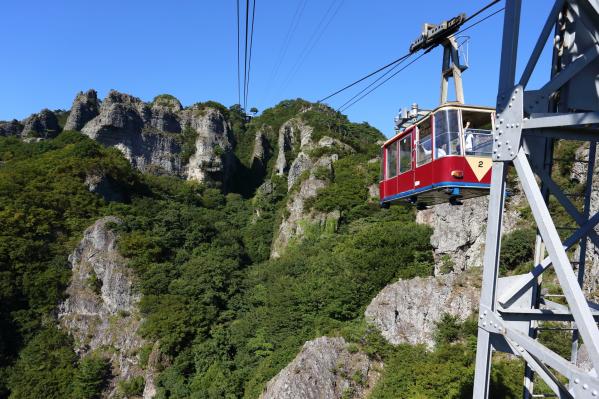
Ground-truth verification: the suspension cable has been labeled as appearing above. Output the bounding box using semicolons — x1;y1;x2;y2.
245;0;257;109
336;54;412;111
317;52;411;104
316;0;504;107
339;53;425;112
243;0;250;110
236;0;241;107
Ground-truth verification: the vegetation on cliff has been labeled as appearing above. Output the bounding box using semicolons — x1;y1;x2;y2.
0;100;528;399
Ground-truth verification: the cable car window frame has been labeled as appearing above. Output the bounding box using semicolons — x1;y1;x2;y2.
434;109;462;159
386;141;398;178
461;109;494;157
416;117;432;167
399;132;412;174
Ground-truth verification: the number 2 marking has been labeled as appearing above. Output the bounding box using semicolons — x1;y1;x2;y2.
478;161;484;168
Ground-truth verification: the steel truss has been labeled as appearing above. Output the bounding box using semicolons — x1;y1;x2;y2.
474;0;599;398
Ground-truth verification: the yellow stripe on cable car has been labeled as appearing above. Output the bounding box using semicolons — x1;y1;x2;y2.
466;156;492;181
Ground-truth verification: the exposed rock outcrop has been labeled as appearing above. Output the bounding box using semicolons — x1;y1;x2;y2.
58;216;153;398
275;119;312;176
77;90;235;185
85;172;126;202
0;119;23;137
183;107;235;186
81;90;182;176
21;109;60;138
271;154;339;258
416;193;523;274
251;129;271;175
64;90;100;131
259;337;381;399
365;273;480;348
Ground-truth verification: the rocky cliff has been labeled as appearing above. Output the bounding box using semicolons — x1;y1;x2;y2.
365;273;480;347
58;216;157;398
259;337;381;399
1;90;238;187
415;193;524;274
270;118;354;258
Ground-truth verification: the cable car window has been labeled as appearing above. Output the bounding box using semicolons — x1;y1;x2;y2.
386;142;398;178
399;133;412;173
416;118;432;167
434;109;461;158
462;110;493;157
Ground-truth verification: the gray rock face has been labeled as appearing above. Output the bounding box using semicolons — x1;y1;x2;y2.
416;193;523;274
271;154;339;259
275;119;312;175
64;89;100;131
85;172;125;202
259;337;381;399
183;107;235;186
78;90;236;184
0;119;23;137
58;217;153;398
287;152;313;190
150;96;182;133
365;273;480;347
21;109;60;138
251;129;271;174
81;90;182;176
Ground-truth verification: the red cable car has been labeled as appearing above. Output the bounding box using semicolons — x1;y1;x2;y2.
379;103;495;207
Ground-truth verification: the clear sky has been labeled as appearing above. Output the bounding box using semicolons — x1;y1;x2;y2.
0;1;554;137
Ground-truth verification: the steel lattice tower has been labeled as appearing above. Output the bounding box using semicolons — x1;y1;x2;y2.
474;0;599;397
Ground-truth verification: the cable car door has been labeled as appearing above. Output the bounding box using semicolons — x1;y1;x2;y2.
396;131;414;196
414;118;433;194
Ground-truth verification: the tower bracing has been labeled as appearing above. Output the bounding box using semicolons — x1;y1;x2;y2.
474;0;599;398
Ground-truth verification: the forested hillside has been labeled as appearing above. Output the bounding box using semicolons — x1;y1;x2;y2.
0;95;524;399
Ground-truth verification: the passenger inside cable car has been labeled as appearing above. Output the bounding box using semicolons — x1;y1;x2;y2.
379;104;494;208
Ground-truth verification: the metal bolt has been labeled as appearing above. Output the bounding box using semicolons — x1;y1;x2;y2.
505;141;509;145
515;89;519;94
493;150;497;154
575;378;580;384
508;147;512;151
592;389;597;396
509;103;513;108
482;322;486;326
499;130;503;135
510;152;514;157
584;384;589;390
516;123;520;128
511;97;515;101
494;323;498;328
519;347;524;352
500;119;504;124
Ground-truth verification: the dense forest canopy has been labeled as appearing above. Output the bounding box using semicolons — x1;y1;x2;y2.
0;100;525;399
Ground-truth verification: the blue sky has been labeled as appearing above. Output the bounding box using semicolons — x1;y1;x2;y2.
0;1;554;137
